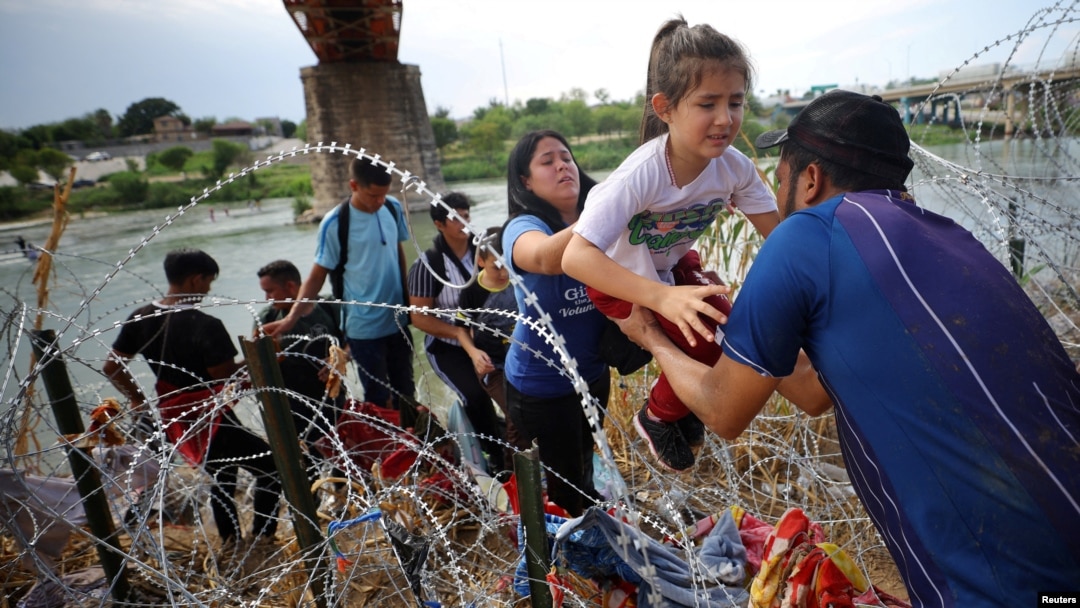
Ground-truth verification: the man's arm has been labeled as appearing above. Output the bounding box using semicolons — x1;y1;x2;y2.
263;264;330;337
614;305;832;439
103;350;146;412
409;294;495;374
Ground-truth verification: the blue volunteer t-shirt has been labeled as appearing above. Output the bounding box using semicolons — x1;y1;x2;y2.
315;196;409;340
722;190;1080;605
502;214;607;398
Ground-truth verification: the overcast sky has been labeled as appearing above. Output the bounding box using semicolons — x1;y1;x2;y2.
1;0;1075;131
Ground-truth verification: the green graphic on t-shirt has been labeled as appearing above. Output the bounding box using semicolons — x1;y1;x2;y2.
627;199;727;252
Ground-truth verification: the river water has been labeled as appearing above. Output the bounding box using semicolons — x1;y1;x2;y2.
2;138;1077;436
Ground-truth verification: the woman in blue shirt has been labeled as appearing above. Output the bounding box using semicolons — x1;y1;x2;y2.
502;130;610;516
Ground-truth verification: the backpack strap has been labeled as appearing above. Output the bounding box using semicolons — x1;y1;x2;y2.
329;198;351;300
423;247;448;300
423;234;473;301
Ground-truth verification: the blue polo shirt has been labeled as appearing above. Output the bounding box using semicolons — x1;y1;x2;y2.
722;190;1080;606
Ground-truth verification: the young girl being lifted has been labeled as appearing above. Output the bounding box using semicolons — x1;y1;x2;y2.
563;16;779;472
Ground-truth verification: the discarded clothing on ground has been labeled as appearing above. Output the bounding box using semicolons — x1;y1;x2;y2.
0;445;160;573
515;507;749;607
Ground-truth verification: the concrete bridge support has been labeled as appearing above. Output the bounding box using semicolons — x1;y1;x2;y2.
301;62;445;215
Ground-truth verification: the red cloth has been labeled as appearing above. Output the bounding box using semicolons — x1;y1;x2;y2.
316;400;403;474
155;381;235;466
587;249;730;421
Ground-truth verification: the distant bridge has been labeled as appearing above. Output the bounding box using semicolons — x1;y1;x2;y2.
777;62;1080;137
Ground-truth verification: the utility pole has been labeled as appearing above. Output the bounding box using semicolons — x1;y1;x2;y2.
500;39;509;107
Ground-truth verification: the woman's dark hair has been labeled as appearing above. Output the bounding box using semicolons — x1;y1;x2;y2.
506;129;597;233
640;16;755;144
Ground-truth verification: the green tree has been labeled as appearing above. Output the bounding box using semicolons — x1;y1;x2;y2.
193;117;217;136
295;119;307;142
157;146;194;173
20;124;52;149
118;97;182;137
594;105;624;137
8;164;39;186
563;88;589;103
561;99;594;141
594;88;611;105
53;117;97;143
523;97;552;116
91;108;114;141
431;107;459;156
281;120;297;138
37;148;73;182
207;139;248;180
0;130;33;171
461;121;505;164
109;172;149;205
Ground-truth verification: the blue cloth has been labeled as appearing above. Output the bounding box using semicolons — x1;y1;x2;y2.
502;215;607;398
723;190;1080;606
514;508;748;607
315;196;409;340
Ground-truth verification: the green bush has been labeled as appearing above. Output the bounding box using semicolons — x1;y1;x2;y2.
0;186;44;221
442;158;503;182
157;146;194;173
146;181;197;209
735;120;769;158
108;171;149;206
268;175;313;198
68;184;122;212
293;195;312;218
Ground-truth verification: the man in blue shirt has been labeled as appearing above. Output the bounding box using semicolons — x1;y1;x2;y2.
264;158;414;410
612;90;1080;606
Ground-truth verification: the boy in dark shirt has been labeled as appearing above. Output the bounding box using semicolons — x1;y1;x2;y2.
103;248;280;547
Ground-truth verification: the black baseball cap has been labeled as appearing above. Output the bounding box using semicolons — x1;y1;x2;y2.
755;90;914;182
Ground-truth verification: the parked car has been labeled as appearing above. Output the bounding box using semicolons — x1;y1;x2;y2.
84;151;111;162
71;178;96;189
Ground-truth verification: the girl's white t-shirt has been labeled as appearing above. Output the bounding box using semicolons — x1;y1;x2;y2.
576;134;776;285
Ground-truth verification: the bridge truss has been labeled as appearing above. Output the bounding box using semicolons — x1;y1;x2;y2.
284;0;403;63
